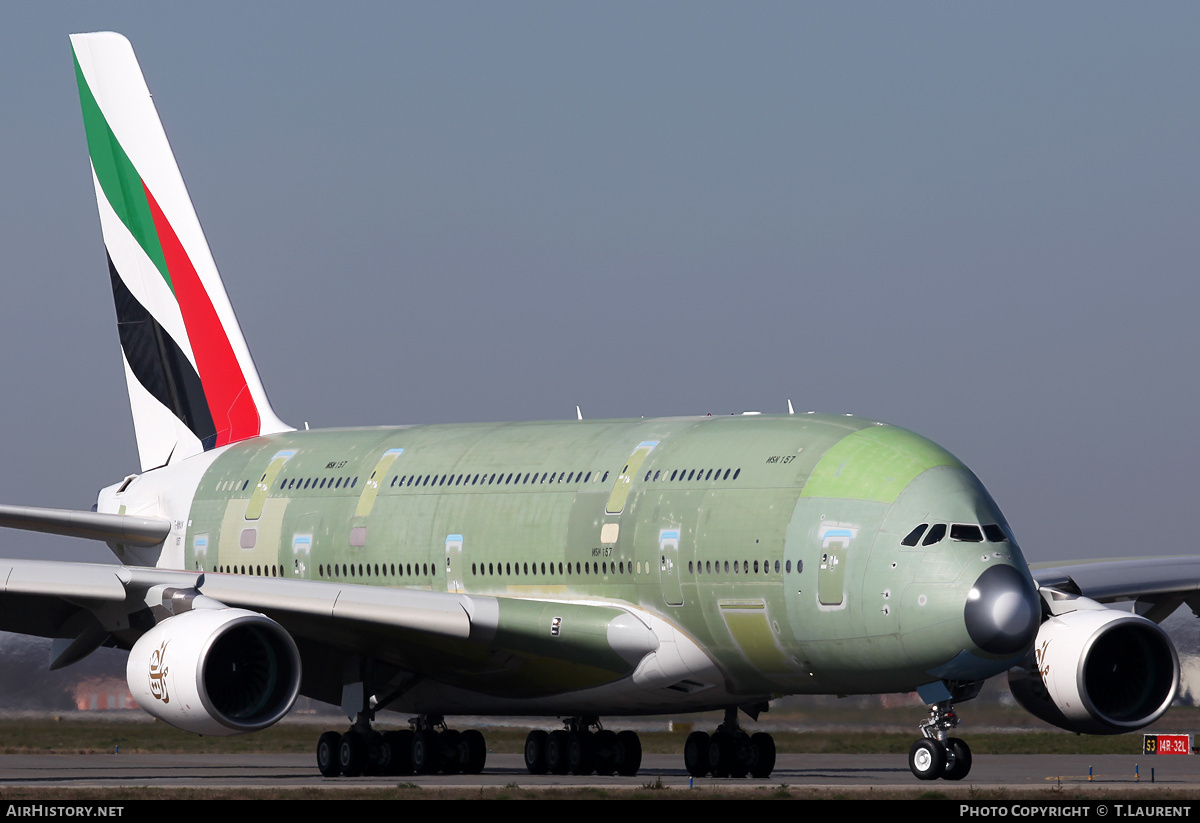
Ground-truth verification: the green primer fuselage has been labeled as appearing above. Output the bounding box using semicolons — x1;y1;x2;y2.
180;412;1031;712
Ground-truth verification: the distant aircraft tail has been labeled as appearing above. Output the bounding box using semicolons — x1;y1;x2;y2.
71;32;291;471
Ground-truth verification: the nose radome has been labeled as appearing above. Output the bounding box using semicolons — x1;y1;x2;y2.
963;564;1040;656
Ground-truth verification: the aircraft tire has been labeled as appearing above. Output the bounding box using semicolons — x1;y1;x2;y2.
411;730;441;775
684;731;710;777
730;732;752;778
524;730;549;774
567;730;595;775
615;730;642;776
462;729;487;775
383;730;414;775
317;732;341;777
594;729;618;776
547;730;570;775
440;729;462;774
339;732;367;777
708;730;734;777
943;738;972;780
749;732;775;778
908;739;946;781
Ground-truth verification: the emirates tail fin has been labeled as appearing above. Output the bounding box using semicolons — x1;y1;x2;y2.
71;32;291;470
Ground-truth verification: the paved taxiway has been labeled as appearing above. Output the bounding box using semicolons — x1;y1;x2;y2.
0;754;1194;789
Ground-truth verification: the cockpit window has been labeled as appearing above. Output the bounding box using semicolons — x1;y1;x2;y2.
901;524;928;547
950;524;984;542
983;524;1008;542
922;523;947;546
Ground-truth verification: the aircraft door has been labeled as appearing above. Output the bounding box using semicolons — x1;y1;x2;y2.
246;450;294;520
606;441;658;515
355;448;404;517
292;533;312;578
659;529;684;606
445;534;464;593
817;522;856;607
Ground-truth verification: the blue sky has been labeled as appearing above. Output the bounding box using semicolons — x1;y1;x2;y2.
2;3;1199;564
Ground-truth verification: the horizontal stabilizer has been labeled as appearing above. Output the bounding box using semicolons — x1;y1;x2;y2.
0;505;170;547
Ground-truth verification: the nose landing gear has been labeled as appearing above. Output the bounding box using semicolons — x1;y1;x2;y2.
908;701;972;781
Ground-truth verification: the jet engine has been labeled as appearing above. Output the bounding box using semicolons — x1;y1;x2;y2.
1007;604;1178;735
126;608;301;736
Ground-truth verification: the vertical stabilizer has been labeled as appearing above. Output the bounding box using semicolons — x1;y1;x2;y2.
71;32;291;471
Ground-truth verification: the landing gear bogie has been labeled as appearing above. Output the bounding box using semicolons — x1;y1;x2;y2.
682;708;776;779
315;715;488;778
524;718;643;777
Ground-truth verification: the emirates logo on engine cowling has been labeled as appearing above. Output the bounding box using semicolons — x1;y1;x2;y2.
1034;639;1051;680
148;640;170;704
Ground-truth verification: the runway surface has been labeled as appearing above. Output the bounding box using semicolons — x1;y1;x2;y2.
0;753;1194;789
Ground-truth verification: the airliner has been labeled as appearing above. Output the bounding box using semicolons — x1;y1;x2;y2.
0;32;1188;782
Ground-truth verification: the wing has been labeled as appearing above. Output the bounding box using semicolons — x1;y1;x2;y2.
1030;556;1200;623
0;558;659;711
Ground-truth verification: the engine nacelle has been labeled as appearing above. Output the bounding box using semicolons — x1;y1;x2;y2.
126;608;301;736
1008;604;1179;734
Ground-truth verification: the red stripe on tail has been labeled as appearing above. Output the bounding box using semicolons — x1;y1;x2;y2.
143;183;260;446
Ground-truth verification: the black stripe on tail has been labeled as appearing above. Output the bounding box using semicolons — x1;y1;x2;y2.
108;253;218;450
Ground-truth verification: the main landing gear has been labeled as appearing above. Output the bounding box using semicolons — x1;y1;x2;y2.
523;716;643;776
317;713;487;777
908;701;972;781
683;707;776;779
